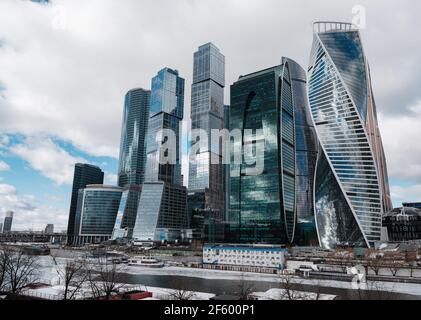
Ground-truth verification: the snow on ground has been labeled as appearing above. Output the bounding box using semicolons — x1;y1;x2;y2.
34;255;421;298
121;265;421;297
22;283;214;301
250;288;336;300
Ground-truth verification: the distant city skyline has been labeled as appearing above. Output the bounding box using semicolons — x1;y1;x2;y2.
1;0;421;231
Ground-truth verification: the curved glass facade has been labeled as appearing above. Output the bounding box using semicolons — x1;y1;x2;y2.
282;58;319;246
78;186;122;237
308;22;389;248
117;88;151;187
229;61;297;244
315;152;366;248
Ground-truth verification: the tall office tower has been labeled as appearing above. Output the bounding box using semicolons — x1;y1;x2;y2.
67;163;104;243
282;57;319;246
136;68;188;244
73;185;122;246
117;88;151;238
228;59;300;244
188;43;226;238
145;68;184;185
0;223;3;233
308;22;392;249
3;211;14;233
118;88;151;187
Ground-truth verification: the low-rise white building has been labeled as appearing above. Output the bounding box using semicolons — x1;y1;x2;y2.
203;244;287;270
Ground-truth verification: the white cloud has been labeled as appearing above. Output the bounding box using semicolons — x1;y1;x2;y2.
0;183;67;231
104;173;117;186
1;0;419;162
379;102;421;184
390;184;421;205
0;160;10;171
0;0;420;224
10;136;85;185
0;134;9;148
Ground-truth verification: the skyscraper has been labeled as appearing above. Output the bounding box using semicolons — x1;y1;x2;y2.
308;22;392;249
228;59;300;244
73;185;122;246
118;88;151;187
145;68;184;185
282;57;319;246
133;68;188;244
117;88;151;238
3;211;14;233
188;43;226;232
67;163;104;243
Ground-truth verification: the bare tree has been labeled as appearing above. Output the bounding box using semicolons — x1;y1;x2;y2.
405;251;417;278
52;255;89;300
167;278;197;301
0;247;11;292
367;256;384;276
388;262;404;277
278;274;317;300
88;259;126;300
5;249;39;294
236;273;255;300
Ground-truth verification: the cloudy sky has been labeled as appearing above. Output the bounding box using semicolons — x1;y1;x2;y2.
0;0;420;231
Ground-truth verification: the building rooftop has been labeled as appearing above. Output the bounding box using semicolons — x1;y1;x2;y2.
85;185;123;191
384;207;421;217
237;65;283;82
313;21;358;34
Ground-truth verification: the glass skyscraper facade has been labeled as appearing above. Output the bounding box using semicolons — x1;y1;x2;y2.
132;182;188;243
67;163;104;243
308;22;392;249
133;68;188;243
282;57;319;246
118;88;151;187
188;43;225;223
228;60;299;244
145;68;184;185
73;185;122;246
117;88;150;238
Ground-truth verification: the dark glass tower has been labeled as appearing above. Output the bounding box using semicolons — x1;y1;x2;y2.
188;43;225;227
308;22;392;248
73;185;122;246
67;163;104;243
117;88;151;238
228;60;299;245
282;57;319;246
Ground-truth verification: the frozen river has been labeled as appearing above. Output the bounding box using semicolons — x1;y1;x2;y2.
35;255;421;300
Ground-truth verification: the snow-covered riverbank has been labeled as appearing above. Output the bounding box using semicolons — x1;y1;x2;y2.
34;255;421;298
